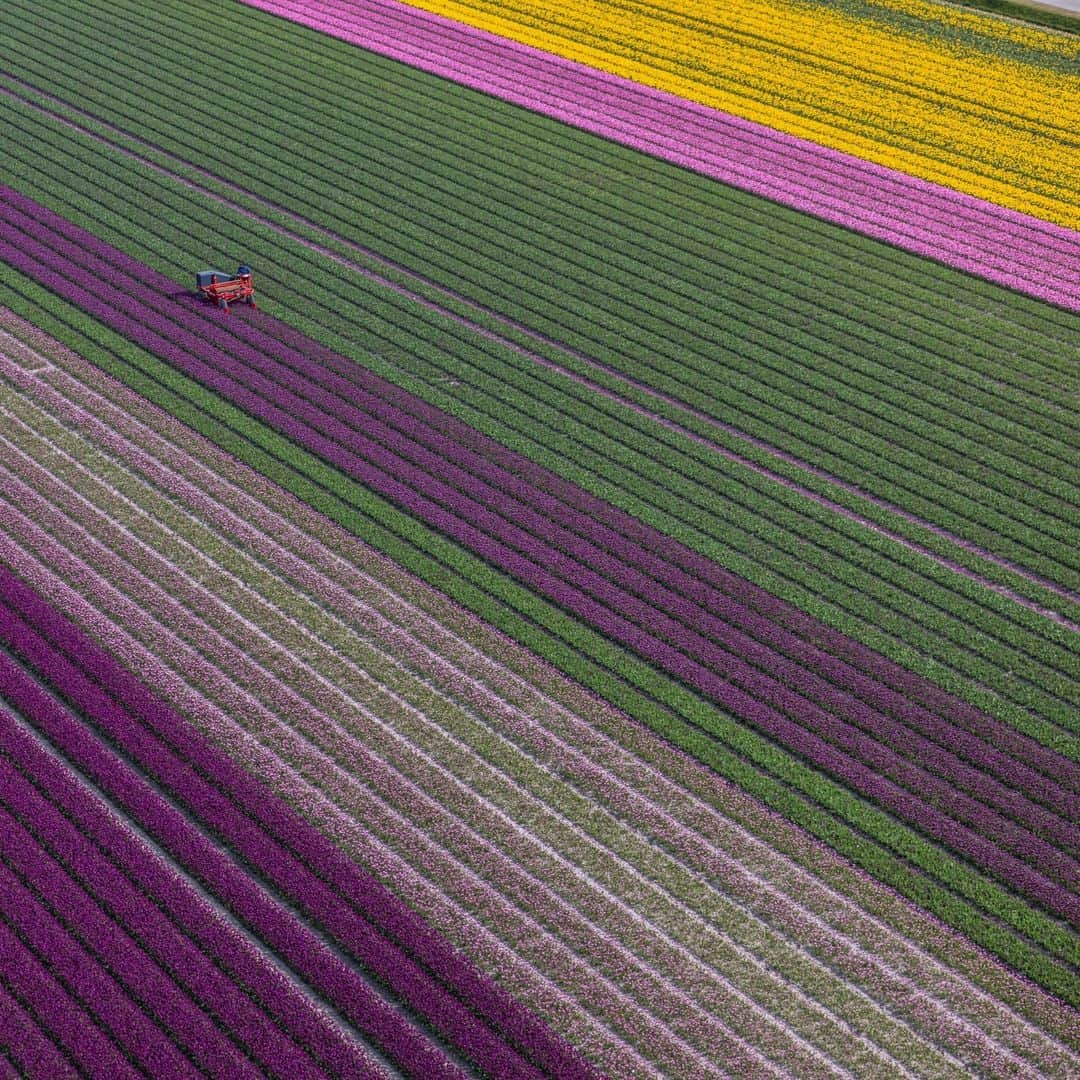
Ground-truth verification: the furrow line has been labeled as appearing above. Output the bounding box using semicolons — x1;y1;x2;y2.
0;74;1072;617
0;347;1067;1080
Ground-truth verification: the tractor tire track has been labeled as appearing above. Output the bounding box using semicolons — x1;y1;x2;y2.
0;322;1075;1077
0;73;1075;628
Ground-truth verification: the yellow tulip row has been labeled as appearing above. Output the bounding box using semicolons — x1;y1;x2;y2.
865;0;1079;56
403;0;1080;228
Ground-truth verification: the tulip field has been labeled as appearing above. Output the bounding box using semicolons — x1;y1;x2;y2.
0;0;1077;1077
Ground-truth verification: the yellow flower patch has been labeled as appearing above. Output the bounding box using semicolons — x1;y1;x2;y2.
404;0;1080;228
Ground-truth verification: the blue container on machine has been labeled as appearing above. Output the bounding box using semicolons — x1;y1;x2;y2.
196;270;231;289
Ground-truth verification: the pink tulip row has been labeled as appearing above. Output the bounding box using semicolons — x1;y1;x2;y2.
3;187;1073;930
239;0;1080;311
0;560;605;1078
0;330;1074;1076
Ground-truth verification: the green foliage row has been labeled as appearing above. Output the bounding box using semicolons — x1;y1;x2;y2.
4;0;1079;590
1;257;1075;1006
3;91;1075;751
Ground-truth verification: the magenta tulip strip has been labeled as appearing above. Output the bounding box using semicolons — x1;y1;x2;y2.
240;0;1080;312
1;0;1078;1070
0;187;1075;938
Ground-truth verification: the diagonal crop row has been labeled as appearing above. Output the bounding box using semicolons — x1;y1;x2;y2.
5;318;1076;1074
4;332;1075;1075
2;101;1080;747
0;837;144;1079
3;189;1076;921
0;965;79;1079
0;791;242;1079
4;0;1075;583
1;256;1074;1006
2;197;1078;963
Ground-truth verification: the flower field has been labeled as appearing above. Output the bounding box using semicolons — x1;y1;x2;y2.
0;0;1077;1076
358;0;1080;228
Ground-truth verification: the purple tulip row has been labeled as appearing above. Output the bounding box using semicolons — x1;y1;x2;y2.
0;839;144;1078
0;560;602;1078
2;183;1071;821
0;597;472;1078
0;796;211;1077
0;911;130;1078
0;972;78;1080
0;195;1075;927
0;707;378;1079
240;0;1080;309
6;322;1076;1073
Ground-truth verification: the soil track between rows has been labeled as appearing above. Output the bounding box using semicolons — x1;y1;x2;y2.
1;74;1074;625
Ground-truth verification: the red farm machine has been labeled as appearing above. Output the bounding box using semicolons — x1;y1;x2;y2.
196;265;255;312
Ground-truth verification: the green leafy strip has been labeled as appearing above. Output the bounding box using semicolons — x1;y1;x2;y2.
4;0;1079;590
1;87;1076;749
0;260;1075;1004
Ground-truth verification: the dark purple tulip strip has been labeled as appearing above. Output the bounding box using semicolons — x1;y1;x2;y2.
0;608;524;1080
0;564;601;1079
0;720;332;1079
3;184;1073;832
0;620;470;1078
0;857;144;1079
0;965;80;1079
0;797;205;1078
1;190;1076;924
0;714;385;1080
